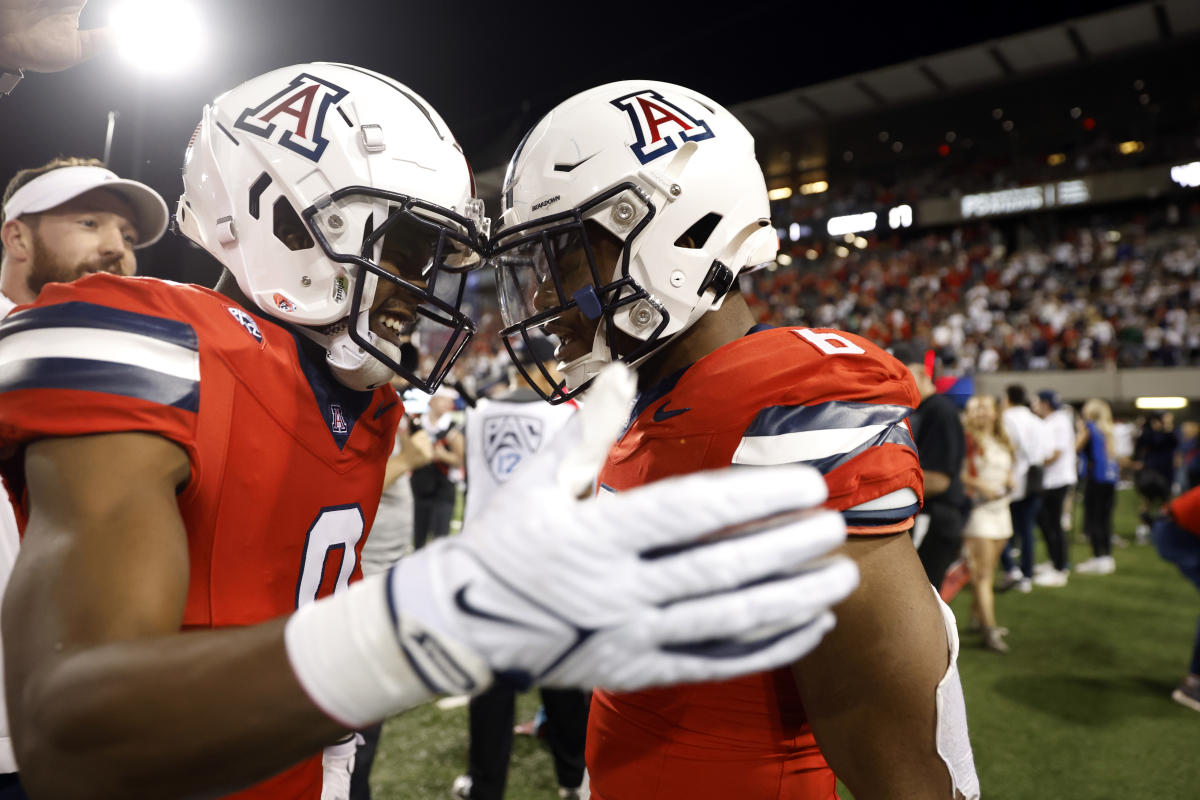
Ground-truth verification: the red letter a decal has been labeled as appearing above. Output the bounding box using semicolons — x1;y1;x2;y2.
636;96;693;143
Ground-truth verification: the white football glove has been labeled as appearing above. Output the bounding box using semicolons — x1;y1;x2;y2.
387;363;860;693
319;734;360;800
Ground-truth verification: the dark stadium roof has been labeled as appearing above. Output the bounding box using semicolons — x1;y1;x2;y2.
732;1;1200;133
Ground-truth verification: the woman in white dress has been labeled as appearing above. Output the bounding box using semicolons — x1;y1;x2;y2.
961;394;1016;652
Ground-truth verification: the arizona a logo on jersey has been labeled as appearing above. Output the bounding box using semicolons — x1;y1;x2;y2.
234;73;349;162
611;89;714;165
483;415;544;482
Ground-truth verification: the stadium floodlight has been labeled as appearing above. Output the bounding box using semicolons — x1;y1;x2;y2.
111;0;205;75
800;180;829;195
767;187;793;201
1135;397;1188;410
1171;162;1200;188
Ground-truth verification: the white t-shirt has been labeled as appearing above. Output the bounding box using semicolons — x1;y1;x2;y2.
1001;404;1048;501
462;392;574;526
1042;407;1078;490
0;290;19;771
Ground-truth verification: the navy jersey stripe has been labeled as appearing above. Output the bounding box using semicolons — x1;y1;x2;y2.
0;301;198;351
0;357;199;411
842;502;921;526
744;400;911;439
802;422;917;475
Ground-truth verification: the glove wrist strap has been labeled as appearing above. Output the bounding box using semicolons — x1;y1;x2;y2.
284;572;439;727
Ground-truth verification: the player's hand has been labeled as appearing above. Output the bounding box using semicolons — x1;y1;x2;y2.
0;0;114;73
386;363;860;694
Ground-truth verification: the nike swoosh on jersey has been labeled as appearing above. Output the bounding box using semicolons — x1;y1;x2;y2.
653;400;691;422
374;399;399;420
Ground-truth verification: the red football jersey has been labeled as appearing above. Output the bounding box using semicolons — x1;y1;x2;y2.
0;275;402;799
588;326;922;800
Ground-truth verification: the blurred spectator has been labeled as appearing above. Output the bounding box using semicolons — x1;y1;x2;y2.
1151;485;1200;713
1033;390;1076;586
453;342;588;800
1178;420;1200;492
409;385;464;550
1076;399;1120;575
1133;412;1179;542
960;395;1016;653
893;342;967;590
998;384;1047;594
350;379;433;800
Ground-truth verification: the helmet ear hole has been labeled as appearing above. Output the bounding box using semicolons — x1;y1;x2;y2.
674;212;722;250
273;196;314;251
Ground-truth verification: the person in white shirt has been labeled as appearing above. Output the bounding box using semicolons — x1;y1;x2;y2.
1033;389;1078;587
0;157;167;795
998;384;1049;594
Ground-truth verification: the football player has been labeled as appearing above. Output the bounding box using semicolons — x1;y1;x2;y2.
0;64;859;799
492;80;980;799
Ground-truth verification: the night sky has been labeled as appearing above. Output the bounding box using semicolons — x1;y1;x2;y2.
0;0;1136;280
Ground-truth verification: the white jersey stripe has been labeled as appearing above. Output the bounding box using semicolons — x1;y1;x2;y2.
732;424;888;466
0;326;200;382
846;487;920;512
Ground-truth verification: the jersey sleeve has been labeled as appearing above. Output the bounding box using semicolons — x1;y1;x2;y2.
0;284;201;512
728;328;923;535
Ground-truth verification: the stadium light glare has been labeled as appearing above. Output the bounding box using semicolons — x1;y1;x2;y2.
111;0;205;75
767;187;793;201
834;246;849;257
805;249;819;261
776;253;793;267
1135;397;1188;410
1118;140;1145;155
1171;161;1200;188
1047;153;1067;166
799;180;829;195
888;204;913;229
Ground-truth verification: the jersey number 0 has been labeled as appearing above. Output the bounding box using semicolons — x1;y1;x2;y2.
295;504;365;608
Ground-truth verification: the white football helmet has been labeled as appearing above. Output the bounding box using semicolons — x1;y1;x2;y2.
491;80;777;403
177;63;487;392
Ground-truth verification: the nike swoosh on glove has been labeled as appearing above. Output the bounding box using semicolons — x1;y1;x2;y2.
387;363;860;694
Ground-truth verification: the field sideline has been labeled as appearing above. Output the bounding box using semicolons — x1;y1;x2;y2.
367;489;1199;799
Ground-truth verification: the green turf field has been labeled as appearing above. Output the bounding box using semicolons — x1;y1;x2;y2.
367;489;1199;799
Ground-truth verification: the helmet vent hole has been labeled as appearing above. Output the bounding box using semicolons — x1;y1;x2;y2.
273;196;314;251
675;213;722;250
248;172;272;220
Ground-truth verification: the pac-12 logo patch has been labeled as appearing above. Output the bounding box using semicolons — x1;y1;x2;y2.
483;415;544;482
226;306;264;345
610;90;715;165
234;73;349;162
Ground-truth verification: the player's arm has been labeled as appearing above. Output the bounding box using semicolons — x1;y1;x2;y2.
383;426;433;487
4;431;347;799
791;532;958;799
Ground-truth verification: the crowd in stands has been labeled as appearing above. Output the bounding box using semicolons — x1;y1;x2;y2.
746;220;1200;373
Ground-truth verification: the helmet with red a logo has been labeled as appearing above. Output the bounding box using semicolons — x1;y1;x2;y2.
177;62;487;392
491;79;777;403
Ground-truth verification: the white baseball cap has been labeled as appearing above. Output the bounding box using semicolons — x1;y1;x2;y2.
3;165;169;249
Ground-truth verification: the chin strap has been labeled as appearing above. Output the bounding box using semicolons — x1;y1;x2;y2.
291;312;399;392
